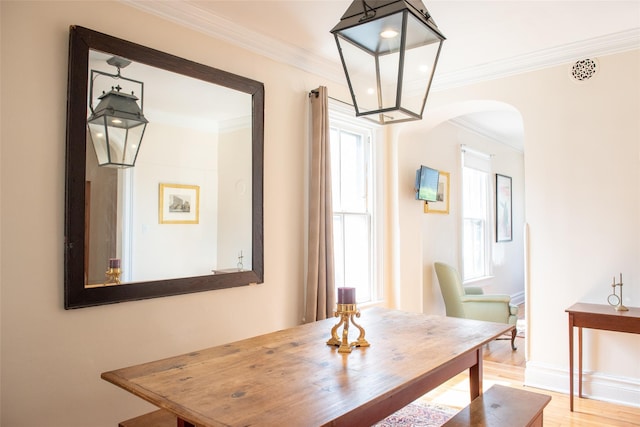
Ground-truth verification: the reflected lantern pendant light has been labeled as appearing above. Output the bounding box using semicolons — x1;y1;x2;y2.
331;0;445;124
87;56;148;168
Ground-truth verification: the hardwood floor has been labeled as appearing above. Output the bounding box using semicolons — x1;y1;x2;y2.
418;308;640;426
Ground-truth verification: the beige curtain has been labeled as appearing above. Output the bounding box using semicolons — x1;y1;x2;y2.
305;86;335;322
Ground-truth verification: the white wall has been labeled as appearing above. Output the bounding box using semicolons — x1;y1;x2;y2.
132;122;220;281
421;50;640;406
520;53;640;405
217;126;252;270
0;1;349;425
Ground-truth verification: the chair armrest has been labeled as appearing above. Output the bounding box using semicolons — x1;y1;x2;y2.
460;295;516;324
463;286;484;295
510;304;519;316
461;294;512;303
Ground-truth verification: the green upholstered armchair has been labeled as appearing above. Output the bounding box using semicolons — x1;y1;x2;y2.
434;262;519;350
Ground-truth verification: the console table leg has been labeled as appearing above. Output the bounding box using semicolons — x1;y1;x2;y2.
578;326;583;398
569;314;574;412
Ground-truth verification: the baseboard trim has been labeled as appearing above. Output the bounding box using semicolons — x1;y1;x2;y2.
524;360;640;408
510;291;525;306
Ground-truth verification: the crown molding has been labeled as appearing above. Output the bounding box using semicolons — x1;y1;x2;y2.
121;1;640;90
120;0;346;84
432;28;640;91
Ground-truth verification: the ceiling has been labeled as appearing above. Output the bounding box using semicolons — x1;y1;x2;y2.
122;0;640;150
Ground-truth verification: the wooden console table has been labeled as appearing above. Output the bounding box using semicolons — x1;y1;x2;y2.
103;307;512;426
566;302;640;411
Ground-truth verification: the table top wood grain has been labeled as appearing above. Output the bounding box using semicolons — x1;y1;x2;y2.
102;307;512;427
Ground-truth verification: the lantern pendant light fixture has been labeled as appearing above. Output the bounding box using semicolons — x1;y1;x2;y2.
331;0;445;125
87;56;148;168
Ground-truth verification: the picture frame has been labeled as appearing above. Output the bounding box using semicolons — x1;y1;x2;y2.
496;174;512;242
424;171;450;214
159;183;200;224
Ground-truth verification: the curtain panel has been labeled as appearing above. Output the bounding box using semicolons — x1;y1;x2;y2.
305;86;336;322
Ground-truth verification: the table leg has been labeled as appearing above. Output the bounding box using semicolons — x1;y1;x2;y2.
569;314;574;411
469;347;483;400
178;418;195;427
578;326;583;398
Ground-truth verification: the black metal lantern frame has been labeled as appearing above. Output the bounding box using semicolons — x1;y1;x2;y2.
331;0;445;125
87;58;148;168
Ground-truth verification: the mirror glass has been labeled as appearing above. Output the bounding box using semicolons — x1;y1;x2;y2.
65;26;264;308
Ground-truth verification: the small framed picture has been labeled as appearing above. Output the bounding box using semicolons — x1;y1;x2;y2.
425;171;450;214
496;174;512;242
159;183;200;224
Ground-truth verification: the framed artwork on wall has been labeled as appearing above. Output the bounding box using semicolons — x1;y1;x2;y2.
496;174;512;242
159;183;200;224
424;171;450;214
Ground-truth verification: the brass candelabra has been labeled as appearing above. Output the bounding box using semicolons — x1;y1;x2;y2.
105;267;121;285
326;303;370;353
607;273;628;311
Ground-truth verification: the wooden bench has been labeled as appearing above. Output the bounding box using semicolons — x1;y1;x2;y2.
119;409;198;427
443;384;551;427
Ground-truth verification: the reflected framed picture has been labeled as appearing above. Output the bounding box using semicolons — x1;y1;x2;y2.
159;183;200;224
496;174;512;242
424;171;450;214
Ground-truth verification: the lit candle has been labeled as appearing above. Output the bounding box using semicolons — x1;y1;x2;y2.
338;287;356;304
109;258;121;269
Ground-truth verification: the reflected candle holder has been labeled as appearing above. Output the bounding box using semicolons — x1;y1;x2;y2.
105;268;121;285
105;258;121;285
326;303;370;353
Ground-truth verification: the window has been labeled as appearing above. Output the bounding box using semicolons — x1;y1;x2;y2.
461;148;492;281
329;107;381;304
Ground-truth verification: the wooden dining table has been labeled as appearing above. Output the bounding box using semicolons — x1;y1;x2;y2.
102;307;513;427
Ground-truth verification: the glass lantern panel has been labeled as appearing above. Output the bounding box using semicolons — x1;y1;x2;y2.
337;12;403;55
398;13;443;117
377;50;401;111
106;122;146;167
88;119;110;166
336;34;381;116
336;13;406;116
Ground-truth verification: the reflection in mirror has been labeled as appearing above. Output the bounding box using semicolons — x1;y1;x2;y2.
86;50;253;286
65;26;264;308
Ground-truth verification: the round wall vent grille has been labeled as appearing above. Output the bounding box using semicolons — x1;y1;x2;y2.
570;58;598;82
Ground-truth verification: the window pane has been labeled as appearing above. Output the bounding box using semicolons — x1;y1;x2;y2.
463;168;487;218
343;214;371;303
336;130;367;213
462;165;489;281
333;214;345;287
463;218;485;279
330;128;341;211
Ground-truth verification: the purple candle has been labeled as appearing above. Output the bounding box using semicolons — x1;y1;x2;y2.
338;287;356;304
109;258;121;269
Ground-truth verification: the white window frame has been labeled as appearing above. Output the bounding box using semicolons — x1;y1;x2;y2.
329;100;383;304
460;147;492;282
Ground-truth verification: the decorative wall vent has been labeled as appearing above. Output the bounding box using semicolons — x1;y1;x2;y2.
570;58;598;82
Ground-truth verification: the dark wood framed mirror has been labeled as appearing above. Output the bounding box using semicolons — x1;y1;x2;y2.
64;26;264;309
